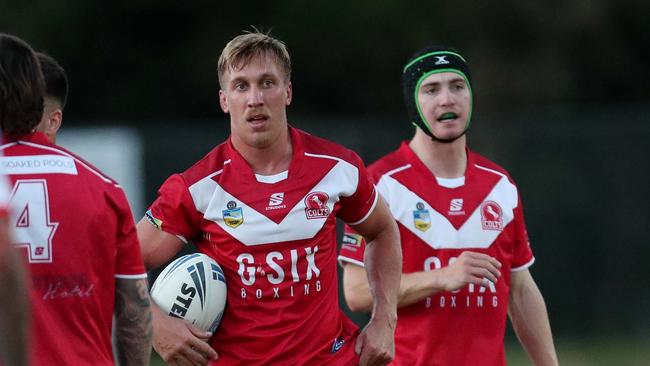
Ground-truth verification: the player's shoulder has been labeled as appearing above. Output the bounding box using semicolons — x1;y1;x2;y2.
179;140;231;186
59;145;123;186
470;150;516;183
297;128;364;165
368;146;407;175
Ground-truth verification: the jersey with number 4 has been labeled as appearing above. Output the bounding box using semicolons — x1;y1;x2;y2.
339;142;534;366
1;132;147;365
146;127;377;365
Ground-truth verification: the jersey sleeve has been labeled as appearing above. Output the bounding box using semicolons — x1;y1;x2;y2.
0;174;11;217
510;193;535;271
145;174;202;242
337;154;378;225
113;189;147;278
338;225;368;267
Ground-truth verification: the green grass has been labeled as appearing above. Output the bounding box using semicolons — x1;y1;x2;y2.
506;336;650;366
149;336;650;365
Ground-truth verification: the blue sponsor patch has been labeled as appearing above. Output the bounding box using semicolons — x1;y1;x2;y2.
331;337;346;354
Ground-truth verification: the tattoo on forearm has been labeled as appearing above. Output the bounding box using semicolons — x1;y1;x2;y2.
115;278;153;366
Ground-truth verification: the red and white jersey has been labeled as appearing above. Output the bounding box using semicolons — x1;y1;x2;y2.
0;132;147;366
0;152;11;258
0;135;10;216
339;142;534;366
146;127;377;365
0;172;10;216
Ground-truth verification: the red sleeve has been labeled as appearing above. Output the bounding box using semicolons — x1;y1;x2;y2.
113;189;146;277
510;194;535;271
0;174;11;218
338;225;368;267
337;153;378;225
145;174;203;241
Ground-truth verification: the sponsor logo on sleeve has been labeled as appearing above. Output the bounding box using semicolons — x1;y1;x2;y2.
145;209;163;230
341;233;364;251
413;202;431;232
223;200;244;228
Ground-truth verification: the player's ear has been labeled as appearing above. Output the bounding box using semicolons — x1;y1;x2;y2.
285;81;292;106
219;90;228;113
48;109;63;136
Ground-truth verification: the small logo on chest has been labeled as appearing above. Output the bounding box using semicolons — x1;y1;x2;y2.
266;192;286;210
331;337;346;354
413;202;431;232
223;200;244;228
480;201;503;231
448;198;465;216
304;192;330;219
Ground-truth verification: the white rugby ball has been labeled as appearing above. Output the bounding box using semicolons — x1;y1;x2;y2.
151;253;227;333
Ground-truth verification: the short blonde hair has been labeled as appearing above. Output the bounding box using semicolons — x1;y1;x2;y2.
217;31;291;88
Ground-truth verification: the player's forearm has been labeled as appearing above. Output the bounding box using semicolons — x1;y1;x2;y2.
509;276;558;366
345;265;448;312
0;248;29;366
397;270;447;307
114;278;153;366
363;223;401;322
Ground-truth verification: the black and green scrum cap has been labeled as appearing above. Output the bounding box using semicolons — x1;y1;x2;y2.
402;46;473;141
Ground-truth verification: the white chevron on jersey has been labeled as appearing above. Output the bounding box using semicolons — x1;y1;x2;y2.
377;164;518;249
189;154;361;246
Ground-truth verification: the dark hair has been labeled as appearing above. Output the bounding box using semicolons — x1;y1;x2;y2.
0;33;44;135
37;52;68;109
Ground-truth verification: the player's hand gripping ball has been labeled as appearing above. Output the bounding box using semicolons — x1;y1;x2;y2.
150;253;227;333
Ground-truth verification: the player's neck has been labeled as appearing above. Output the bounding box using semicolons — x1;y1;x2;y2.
409;129;467;179
233;129;293;175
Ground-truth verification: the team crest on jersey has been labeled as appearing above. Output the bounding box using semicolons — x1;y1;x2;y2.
480;200;504;231
145;209;163;230
304;192;330;219
223;200;243;228
413;202;431;232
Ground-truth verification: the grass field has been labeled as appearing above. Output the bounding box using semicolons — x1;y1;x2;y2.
148;336;650;365
507;336;650;366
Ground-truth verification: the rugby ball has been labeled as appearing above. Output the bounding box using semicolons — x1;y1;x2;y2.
150;253;227;333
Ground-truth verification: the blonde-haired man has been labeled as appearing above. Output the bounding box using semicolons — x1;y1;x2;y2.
138;31;402;365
